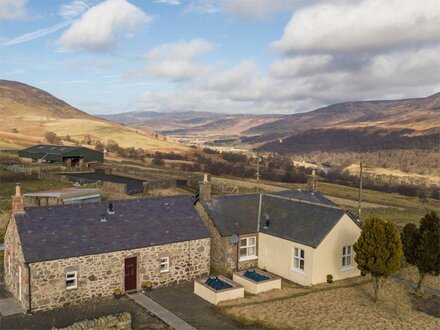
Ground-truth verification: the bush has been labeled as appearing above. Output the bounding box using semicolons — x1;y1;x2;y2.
44;131;62;144
326;274;333;284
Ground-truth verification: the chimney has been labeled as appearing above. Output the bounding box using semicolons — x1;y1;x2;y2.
307;169;318;193
199;174;212;202
12;183;25;213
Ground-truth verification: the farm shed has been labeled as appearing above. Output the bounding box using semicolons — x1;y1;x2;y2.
19;145;103;167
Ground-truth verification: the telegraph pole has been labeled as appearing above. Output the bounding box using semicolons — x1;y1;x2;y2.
358;162;363;222
256;150;260;192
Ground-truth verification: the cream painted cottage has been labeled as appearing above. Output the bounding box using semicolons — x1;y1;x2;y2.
197;174;362;285
4;185;210;312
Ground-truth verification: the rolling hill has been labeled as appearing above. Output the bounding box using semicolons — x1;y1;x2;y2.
245;93;440;135
0;80;189;152
101;111;283;136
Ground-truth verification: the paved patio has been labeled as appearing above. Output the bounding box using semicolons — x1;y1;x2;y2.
145;282;261;330
0;297;22;316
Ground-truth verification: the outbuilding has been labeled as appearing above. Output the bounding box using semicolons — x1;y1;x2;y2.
18;144;103;168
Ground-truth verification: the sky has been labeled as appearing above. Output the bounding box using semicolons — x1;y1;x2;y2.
1;0;440;115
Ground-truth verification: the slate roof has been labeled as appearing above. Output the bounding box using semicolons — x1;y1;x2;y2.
202;194;260;236
14;196;210;263
203;189;356;248
259;195;346;248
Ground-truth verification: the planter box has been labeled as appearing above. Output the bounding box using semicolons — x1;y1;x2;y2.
194;276;244;305
233;269;281;294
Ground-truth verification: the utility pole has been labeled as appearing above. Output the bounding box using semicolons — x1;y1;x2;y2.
358;162;363;222
256;150;261;192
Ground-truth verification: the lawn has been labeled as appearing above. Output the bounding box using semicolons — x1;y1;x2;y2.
219;277;440;329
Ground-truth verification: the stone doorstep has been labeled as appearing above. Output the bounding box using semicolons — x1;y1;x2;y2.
0;297;23;316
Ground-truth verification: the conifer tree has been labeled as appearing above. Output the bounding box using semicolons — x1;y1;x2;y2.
401;211;440;293
354;217;403;302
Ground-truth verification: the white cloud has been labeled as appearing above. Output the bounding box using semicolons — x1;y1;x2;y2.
142;39;216;81
58;0;151;52
270;55;333;78
184;0;220;14
273;0;440;54
0;0;27;21
155;0;181;5
59;0;89;19
221;0;301;21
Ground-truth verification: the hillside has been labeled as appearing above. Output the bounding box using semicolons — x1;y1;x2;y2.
245;93;440;135
0;80;188;152
101;111;283;136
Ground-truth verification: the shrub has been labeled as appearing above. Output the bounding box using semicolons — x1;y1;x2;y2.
326;274;333;284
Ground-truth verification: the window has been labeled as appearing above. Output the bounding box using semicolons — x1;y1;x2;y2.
292;248;305;273
239;236;257;260
342;245;352;268
66;271;77;290
160;257;170;273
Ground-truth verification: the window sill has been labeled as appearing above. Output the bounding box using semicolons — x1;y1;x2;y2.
341;266;355;272
239;256;258;262
290;267;305;275
66;286;77;291
160;270;170;274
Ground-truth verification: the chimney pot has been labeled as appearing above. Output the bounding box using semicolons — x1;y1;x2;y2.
12;183;25;213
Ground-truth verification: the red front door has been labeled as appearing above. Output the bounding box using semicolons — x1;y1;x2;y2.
124;257;137;291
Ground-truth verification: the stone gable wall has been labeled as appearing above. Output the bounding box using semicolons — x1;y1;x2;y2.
28;238;210;311
4;215;29;311
195;204;257;275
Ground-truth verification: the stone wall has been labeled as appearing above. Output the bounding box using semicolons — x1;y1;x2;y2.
101;181;127;194
4;216;29;311
54;312;131;330
196;204;229;273
28;238;210;311
195;204;257;275
143;179;175;191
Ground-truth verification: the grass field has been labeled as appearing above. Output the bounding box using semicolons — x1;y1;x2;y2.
219;276;440;329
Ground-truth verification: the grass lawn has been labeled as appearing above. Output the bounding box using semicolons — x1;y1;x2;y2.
219;277;440;329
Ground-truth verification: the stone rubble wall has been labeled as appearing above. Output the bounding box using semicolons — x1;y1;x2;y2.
29;238;210;311
53;312;131;330
101;181;127;194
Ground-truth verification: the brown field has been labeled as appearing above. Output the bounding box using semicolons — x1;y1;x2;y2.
220;277;440;329
397;266;440;292
345;164;440;186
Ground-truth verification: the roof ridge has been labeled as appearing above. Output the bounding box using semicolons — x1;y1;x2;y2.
264;193;344;210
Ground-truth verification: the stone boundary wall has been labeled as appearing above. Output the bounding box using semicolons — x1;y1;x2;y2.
101;181;127;194
53;312;131;330
144;179;176;191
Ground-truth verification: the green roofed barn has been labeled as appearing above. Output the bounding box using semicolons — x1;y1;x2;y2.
19;144;103;167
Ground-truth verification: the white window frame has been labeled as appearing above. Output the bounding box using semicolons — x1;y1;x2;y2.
291;247;305;274
160;257;170;273
239;236;257;261
66;271;78;290
342;245;354;270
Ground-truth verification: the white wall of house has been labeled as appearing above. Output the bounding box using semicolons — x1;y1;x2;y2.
258;233;315;286
258;215;361;286
312;214;361;284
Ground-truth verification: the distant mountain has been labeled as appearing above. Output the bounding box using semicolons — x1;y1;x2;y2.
0;80;188;152
245;93;440;135
101;111;284;136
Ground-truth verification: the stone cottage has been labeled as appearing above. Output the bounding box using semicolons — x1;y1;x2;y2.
197;174;362;286
4;185;210;312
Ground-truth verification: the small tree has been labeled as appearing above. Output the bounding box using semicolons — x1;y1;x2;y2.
44;131;62;144
401;211;440;293
354;217;403;302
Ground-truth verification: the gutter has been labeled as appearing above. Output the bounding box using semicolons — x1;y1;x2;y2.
26;263;32;315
